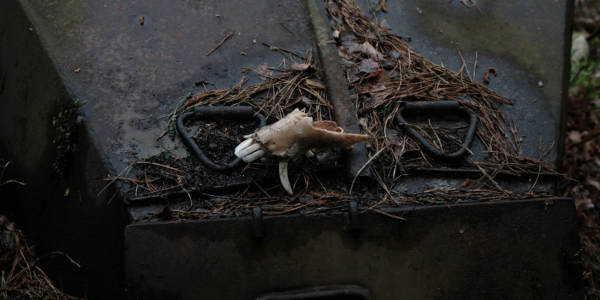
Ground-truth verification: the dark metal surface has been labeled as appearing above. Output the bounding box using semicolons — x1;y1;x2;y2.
176;106;265;170
348;201;361;231
357;0;574;170
395;101;478;161
0;0;581;298
0;0;318;298
255;285;369;300
252;207;265;238
306;0;371;179
125;198;583;300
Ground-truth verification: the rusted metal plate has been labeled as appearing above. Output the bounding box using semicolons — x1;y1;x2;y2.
125;198;583;299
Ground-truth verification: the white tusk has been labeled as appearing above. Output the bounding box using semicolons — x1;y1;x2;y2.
243;150;265;163
279;161;293;195
235;139;253;154
235;143;261;158
243;134;253;139
305;150;314;158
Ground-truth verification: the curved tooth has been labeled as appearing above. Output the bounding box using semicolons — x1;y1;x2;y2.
279;161;293;195
243;150;265;163
235;143;261;158
305;150;314;158
235;139;254;155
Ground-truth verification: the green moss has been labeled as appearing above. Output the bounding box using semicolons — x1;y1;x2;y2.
52;99;86;177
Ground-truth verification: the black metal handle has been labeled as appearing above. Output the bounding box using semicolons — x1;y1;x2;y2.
176;106;266;170
395;101;477;161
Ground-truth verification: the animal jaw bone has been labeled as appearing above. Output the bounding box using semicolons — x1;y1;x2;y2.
234;109;368;195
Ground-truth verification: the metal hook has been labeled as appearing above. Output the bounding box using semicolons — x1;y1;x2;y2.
395;101;477;161
177;106;266;170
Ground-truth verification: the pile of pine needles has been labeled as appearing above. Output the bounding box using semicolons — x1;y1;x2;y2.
326;0;560;192
0;215;81;300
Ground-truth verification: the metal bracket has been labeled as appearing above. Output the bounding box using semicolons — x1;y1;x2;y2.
176;106;266;170
395;101;477;161
348;201;361;231
251;207;264;238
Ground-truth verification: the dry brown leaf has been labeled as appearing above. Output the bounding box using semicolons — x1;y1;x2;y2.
569;131;582;144
306;79;325;89
140;15;144;25
291;64;310;71
587;178;600;191
257;63;273;80
354;42;385;61
379;20;391;29
358;59;379;74
298;96;313;106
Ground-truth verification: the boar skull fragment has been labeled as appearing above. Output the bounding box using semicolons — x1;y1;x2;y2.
234;109;368;194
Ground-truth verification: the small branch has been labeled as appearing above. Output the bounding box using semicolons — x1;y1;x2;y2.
34;252;81;268
206;31;233;56
349;146;388;195
135;161;182;173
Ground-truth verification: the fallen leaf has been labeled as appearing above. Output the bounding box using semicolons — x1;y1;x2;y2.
140;15;144;25
215;14;221;18
298;96;313;106
354;42;385;61
74;68;81;73
381;0;387;12
379;20;391;30
393;145;404;157
64;188;70;196
587;178;600;191
337;46;355;65
240;52;247;56
469;0;481;12
291;64;309;71
569;131;582;144
363;69;382;79
253;39;257;43
576;197;594;212
306;78;325;89
257;63;272;80
386;128;399;145
358;59;379;74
